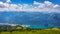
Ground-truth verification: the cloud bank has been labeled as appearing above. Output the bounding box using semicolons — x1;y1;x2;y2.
0;0;60;13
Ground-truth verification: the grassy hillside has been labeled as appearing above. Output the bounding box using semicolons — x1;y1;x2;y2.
0;28;60;34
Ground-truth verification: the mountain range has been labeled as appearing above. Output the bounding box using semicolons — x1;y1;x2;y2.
0;11;60;28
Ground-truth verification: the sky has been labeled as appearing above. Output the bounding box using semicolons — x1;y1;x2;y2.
0;0;60;12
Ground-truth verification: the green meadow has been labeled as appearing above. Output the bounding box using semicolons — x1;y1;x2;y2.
0;28;60;34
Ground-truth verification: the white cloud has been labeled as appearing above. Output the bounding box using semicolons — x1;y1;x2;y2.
44;1;52;6
0;0;59;13
38;4;45;9
53;4;60;8
6;0;11;3
33;1;60;12
34;1;41;5
0;2;3;4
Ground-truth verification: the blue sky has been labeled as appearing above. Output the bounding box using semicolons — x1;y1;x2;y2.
0;0;60;12
11;0;60;5
10;0;60;5
0;0;60;5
